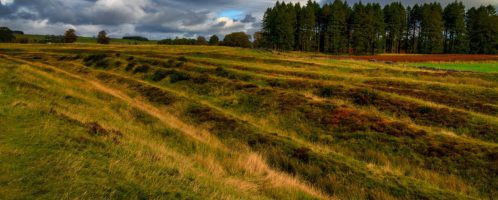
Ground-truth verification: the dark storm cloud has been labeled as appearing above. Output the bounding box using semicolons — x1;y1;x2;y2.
241;14;256;23
1;0;497;39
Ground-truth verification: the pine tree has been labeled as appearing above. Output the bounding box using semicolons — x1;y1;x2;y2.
351;3;384;54
467;6;498;54
323;0;349;54
384;2;406;53
443;1;468;53
370;3;385;54
294;3;302;50
406;4;422;53
298;1;316;51
419;3;444;54
262;2;296;50
351;2;367;54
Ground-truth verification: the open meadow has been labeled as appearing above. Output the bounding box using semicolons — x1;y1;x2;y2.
0;44;497;199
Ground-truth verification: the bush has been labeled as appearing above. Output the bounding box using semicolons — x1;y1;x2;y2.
151;69;169;82
352;89;378;105
293;147;311;162
176;62;185;67
169;70;191;83
318;86;339;97
84;54;108;67
193;74;209;84
94;60;110;69
114;61;122;68
125;62;136;71
215;67;230;77
133;65;150;73
84;54;107;63
178;56;188;62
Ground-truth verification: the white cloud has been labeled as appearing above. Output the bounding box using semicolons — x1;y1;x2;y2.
0;0;14;6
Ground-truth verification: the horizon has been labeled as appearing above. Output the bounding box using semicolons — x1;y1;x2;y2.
1;0;497;40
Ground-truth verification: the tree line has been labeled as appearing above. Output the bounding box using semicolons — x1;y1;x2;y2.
260;0;498;54
1;26;253;48
158;32;252;48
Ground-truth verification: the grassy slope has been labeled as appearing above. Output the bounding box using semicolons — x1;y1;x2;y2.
0;44;497;199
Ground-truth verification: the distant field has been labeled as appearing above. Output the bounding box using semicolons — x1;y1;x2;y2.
408;62;498;73
329;54;498;62
0;44;497;199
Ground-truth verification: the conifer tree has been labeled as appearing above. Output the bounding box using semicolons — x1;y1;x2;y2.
419;3;444;53
443;1;468;53
323;0;349;54
384;2;406;53
406;4;422;53
298;1;317;51
467;6;498;54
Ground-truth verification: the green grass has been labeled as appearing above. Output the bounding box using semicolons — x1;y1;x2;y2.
409;62;498;73
0;44;497;199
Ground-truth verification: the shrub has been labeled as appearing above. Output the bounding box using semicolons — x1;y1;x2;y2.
293;147;311;162
84;54;110;68
176;62;185;67
169;70;191;83
215;67;230;77
125;62;136;71
167;60;175;67
318;86;339;97
133;65;150;73
178;56;188;62
84;54;107;64
417;106;433;115
352;89;378;105
115;61;122;67
237;94;263;111
151;69;169;82
193;74;209;84
94;60;110;69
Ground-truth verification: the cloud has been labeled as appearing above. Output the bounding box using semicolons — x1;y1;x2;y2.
0;0;14;6
241;14;256;23
1;0;496;39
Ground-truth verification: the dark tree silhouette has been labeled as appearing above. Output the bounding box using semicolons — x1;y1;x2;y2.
97;31;110;44
64;29;78;43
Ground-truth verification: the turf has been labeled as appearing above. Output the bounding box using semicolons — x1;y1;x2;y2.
0;44;497;200
409;62;498;73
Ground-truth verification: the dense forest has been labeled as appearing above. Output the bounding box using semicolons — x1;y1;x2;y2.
260;0;498;54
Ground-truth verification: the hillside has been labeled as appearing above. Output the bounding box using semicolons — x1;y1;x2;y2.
0;44;497;199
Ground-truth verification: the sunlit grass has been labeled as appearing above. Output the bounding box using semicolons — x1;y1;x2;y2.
0;44;497;199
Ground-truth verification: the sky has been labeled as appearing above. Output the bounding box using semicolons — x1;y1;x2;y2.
0;0;497;39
